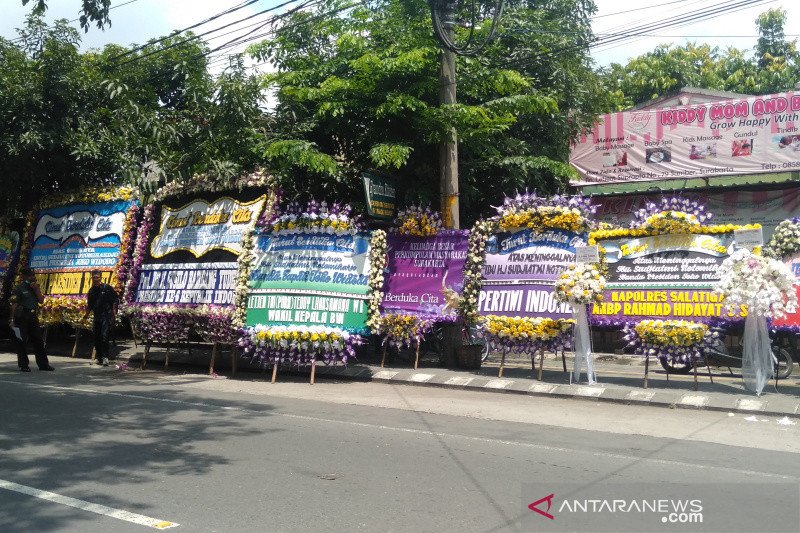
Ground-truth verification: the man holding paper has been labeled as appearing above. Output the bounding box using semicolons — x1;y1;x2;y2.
9;268;53;372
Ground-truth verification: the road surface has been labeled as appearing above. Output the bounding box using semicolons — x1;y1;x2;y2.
1;357;799;532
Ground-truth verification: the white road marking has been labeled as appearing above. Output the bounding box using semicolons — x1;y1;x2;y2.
0;378;796;482
0;479;178;529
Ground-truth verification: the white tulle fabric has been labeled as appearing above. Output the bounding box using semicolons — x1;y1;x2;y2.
741;314;773;396
572;305;596;384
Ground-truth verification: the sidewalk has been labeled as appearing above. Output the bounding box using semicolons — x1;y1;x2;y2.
6;336;800;419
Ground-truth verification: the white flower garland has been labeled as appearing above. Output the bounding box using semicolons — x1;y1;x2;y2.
553;264;606;305
367;229;388;332
714;249;798;319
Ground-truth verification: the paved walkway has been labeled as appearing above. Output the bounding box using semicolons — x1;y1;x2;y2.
5;336;800;419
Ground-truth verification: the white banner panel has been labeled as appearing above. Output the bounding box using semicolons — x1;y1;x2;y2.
570;91;800;184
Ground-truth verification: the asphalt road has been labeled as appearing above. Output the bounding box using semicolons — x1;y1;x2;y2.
1;357;800;532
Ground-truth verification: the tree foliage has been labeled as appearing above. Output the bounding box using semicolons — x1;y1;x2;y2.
602;8;800;109
249;0;609;223
0;16;265;216
22;0;111;31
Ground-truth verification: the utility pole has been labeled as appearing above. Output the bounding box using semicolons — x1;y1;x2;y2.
439;14;459;230
437;11;461;367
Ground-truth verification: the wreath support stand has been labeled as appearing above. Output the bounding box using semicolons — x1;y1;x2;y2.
130;322;138;348
208;342;219;375
71;329;81;357
498;350;506;378
381;344;387;368
537;348;545;381
164;344;170;369
414;339;421;370
643;352;650;389
310;358;317;385
231;346;238;377
141;340;151;369
271;362;278;383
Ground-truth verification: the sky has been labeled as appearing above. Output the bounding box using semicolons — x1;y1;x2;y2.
0;0;799;70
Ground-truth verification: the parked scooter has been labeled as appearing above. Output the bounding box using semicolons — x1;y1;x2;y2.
659;329;794;379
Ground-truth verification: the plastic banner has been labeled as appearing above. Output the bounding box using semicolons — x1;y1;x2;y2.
478;228;585;319
134;192;266;307
383;232;468;317
246;231;371;330
593;232;745;323
31;200;133;295
571;91;800;185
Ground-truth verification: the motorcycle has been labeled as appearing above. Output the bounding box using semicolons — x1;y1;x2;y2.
659;329;794;379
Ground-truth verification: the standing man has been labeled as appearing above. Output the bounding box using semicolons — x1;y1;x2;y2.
84;270;119;366
9;268;53;372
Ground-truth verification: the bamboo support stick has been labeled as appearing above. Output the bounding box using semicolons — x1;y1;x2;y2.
141;341;151;369
537;348;545;381
209;342;218;375
271;362;278;384
231;346;238;377
129;322;138;348
310;358;316;385
71;329;81;358
414;339;421;370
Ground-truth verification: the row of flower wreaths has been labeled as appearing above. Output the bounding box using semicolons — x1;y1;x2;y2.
12;173;800;374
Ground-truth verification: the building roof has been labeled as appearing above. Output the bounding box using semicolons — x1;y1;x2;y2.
629;86;753;111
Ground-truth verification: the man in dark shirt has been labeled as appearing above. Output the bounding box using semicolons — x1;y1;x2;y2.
84;270;119;366
9;268;53;372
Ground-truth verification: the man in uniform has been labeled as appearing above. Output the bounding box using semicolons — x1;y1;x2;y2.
9;268;53;372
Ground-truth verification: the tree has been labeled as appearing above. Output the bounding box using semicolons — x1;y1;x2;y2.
601;8;800;109
0;15;266;217
248;0;608;223
21;0;111;31
756;8;789;68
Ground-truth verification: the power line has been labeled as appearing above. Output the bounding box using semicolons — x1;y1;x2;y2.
591;0;776;55
491;0;774;70
106;0;265;62
591;0;692;19
134;1;358;87
107;0;308;69
197;1;359;65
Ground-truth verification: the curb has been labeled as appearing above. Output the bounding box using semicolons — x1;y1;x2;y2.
310;364;800;419
23;341;800;420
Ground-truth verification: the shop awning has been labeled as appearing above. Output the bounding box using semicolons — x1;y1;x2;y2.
577;171;800;196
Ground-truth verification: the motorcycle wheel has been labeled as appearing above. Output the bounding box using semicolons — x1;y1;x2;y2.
659;358;694;375
775;347;794;379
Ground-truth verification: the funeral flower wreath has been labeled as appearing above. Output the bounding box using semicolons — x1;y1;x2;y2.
123;173;279;344
15;186;140;328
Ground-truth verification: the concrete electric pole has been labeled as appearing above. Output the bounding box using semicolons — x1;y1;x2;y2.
439;21;459;230
430;0;503;229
